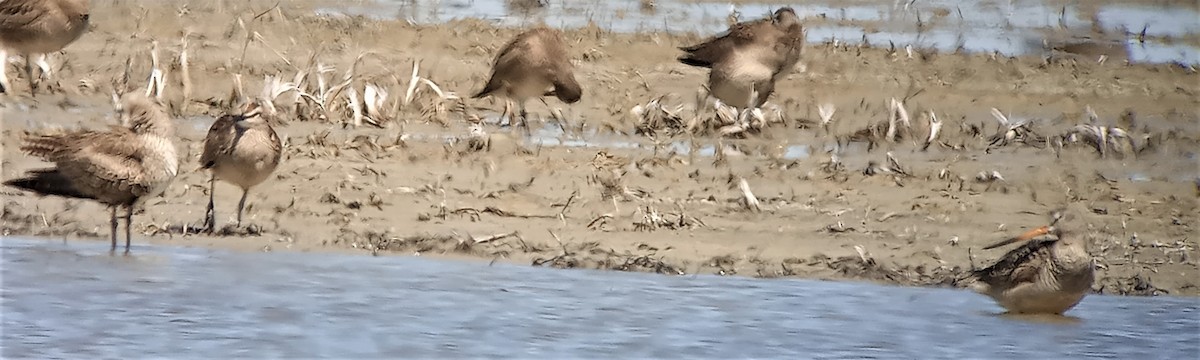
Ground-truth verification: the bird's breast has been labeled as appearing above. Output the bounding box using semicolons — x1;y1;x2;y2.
719;52;775;82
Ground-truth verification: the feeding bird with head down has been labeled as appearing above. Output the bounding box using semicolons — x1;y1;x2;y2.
472;26;582;129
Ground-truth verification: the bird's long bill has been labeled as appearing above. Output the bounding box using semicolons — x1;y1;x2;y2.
983;225;1051;250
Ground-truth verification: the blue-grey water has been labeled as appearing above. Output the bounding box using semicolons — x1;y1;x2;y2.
2;237;1197;358
319;0;1200;65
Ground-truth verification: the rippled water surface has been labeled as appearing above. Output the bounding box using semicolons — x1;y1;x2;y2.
2;237;1198;358
319;0;1200;64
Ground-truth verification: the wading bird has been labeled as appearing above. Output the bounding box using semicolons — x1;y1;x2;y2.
968;204;1095;315
472;26;582;128
677;7;805;110
200;100;283;233
4;94;178;252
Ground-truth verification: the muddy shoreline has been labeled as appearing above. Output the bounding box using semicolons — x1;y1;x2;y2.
2;0;1197;296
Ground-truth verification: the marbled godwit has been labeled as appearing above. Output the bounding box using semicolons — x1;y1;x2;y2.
969;204;1095;315
200;100;282;233
472;26;582;128
505;0;547;13
0;0;91;94
4;94;178;252
677;7;805;109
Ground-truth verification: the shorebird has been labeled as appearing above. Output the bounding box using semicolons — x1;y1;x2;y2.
472;26;583;128
200;100;282;233
0;0;91;94
4;94;178;252
506;0;547;12
968;204;1095;315
677;7;805;109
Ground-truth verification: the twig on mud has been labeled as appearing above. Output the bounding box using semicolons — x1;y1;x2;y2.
452;206;557;219
633;70;652;91
469;231;521;244
252;1;281;20
179;33;192;107
557;190;578;223
547;229;570;256
854;245;875;265
252;32;294;68
886;97;911;143
146;40;167;101
737;177;762;213
967;247;977;271
587;214;614;230
818;103;835;133
922;110;942;151
886;152;909;177
824;221;854;233
876;212;900;222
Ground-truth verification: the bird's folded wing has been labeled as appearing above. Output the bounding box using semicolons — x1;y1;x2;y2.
201;115;237;168
59;131;155;196
0;0;48;38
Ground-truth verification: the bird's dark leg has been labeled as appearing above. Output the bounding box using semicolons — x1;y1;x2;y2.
124;206;133;254
109;207;118;252
237;189;249;228
519;101;529;130
499;100;511;127
23;56;37;95
205;173;216;234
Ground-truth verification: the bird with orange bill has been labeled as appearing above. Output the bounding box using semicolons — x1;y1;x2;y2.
967;203;1095;315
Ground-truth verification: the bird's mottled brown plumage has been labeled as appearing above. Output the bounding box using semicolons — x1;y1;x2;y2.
200;101;283;232
0;0;91;94
4;94;178;252
969;203;1095;315
678;7;805;108
473;26;582;127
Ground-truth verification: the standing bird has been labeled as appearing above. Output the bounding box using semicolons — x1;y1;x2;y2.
0;0;91;94
200;100;283;233
968;204;1095;315
472;26;582;128
678;7;804;109
4;94;178;252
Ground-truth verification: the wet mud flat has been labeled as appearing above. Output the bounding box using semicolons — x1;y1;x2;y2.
2;0;1197;296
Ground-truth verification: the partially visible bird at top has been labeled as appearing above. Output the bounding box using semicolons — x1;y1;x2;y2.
0;0;91;95
678;7;805;110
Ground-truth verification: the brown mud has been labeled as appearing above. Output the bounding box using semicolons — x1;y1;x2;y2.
2;0;1197;296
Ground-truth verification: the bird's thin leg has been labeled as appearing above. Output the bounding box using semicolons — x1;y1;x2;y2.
237;189;249;228
34;54;51;81
205;173;216;234
519;101;530;130
23;55;37;95
124;206;133;253
501;100;513;127
34;54;52;92
0;48;9;94
109;207;118;252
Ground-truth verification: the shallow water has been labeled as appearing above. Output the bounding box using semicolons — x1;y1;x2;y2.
2;237;1198;358
318;0;1200;65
